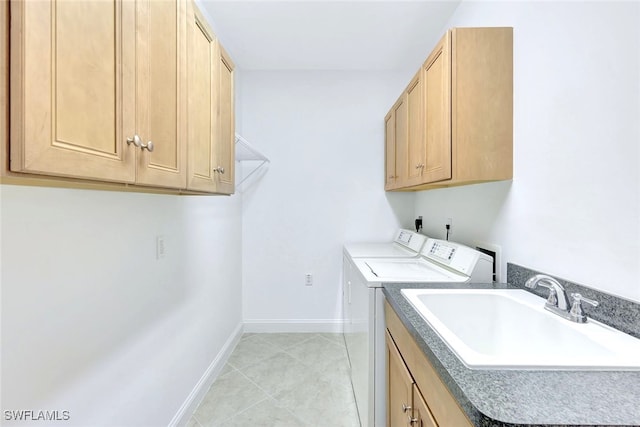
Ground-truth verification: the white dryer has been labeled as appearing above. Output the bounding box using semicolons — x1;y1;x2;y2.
346;238;493;427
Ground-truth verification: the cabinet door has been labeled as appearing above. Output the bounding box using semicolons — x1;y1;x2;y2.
384;109;397;190
386;330;414;427
10;0;136;182
393;94;408;188
422;31;452;184
135;0;187;189
186;1;219;192
214;44;236;194
412;385;438;427
406;71;425;186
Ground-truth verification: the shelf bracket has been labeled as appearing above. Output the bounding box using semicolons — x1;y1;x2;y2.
235;133;269;188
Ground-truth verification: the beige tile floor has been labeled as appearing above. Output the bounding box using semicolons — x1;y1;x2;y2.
187;333;361;427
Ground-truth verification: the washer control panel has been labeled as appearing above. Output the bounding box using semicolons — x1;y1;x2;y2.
429;241;457;261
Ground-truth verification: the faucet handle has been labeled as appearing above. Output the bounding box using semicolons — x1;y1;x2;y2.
569;293;599;323
571;293;599;307
545;288;558;308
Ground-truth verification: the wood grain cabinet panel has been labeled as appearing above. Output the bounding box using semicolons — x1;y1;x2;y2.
384;27;512;191
385;94;408;190
386;330;414;427
186;0;235;195
385;301;474;427
215;45;235;195
413;384;438;427
384;109;397;190
10;0;136;183
186;1;218;192
386;329;439;427
406;71;425;187
135;0;187;189
10;0;194;191
423;32;452;184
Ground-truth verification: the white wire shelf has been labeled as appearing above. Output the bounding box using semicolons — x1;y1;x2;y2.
235;133;269;188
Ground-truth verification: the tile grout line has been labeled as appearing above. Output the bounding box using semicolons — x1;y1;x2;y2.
226;352;311;425
207;396;271;426
236;334;348;424
193;333;354;426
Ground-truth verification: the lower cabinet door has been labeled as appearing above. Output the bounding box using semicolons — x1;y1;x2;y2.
386;330;413;427
412;384;438;427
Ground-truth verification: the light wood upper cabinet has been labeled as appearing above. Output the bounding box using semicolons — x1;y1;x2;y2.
385;94;407;190
451;27;513;186
135;0;187;189
186;0;235;195
423;32;452;184
385;94;408;190
187;2;219;192
384;27;512;191
215;45;236;195
384;110;397;190
10;0;189;190
10;0;136;183
406;70;425;187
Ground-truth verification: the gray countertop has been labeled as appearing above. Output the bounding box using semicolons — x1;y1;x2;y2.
382;283;640;427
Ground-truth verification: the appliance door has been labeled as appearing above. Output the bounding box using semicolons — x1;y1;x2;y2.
345;264;371;427
373;288;387;427
342;254;352;337
362;258;469;283
344;243;418;259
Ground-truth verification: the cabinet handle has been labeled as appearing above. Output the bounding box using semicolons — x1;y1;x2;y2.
213;166;225;174
415;163;424;169
126;134;142;148
408;415;418;425
126;135;154;152
402;403;412;413
140;140;154;152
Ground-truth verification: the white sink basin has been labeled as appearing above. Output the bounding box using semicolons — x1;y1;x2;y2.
401;288;640;370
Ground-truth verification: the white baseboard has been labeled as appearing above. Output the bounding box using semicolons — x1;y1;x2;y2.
243;319;345;333
169;322;244;427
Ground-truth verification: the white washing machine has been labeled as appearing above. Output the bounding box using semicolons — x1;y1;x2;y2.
346;238;493;427
343;229;427;260
342;230;427;426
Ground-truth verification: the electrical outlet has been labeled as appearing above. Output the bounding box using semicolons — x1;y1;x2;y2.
305;274;313;286
156;235;165;260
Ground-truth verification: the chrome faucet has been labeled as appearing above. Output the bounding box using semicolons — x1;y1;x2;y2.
525;274;570;310
524;274;598;323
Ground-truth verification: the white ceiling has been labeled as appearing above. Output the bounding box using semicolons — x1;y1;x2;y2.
198;1;461;70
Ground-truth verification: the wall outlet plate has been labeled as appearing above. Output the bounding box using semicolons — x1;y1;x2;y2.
156;235;166;260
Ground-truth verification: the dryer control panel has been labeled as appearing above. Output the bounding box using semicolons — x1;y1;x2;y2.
422;238;494;281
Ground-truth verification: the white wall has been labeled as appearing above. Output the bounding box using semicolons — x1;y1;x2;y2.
0;185;242;425
239;71;415;330
415;1;640;301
